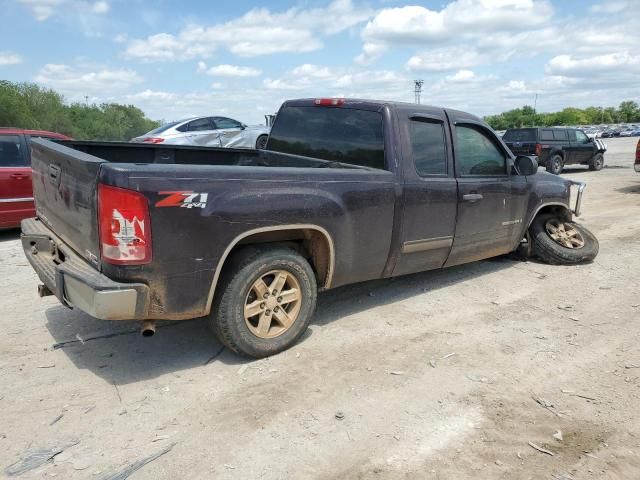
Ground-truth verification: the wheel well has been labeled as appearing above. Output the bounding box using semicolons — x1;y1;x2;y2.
228;228;332;288
529;204;572;227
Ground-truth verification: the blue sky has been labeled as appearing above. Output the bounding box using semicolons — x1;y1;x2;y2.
1;0;638;124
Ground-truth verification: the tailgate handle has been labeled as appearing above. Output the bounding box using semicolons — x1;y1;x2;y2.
48;164;61;181
463;193;483;203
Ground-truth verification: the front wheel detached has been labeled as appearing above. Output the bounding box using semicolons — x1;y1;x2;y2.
530;214;599;265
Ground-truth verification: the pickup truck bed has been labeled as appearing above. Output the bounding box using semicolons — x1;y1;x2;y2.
25;137;395;320
21;98;597;357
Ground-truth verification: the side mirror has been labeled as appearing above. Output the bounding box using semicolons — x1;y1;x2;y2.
240;124;247;130
515;155;538;176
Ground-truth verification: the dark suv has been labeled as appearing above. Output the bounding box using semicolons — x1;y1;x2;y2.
503;127;607;174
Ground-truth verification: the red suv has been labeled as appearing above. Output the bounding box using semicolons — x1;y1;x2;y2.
0;128;72;229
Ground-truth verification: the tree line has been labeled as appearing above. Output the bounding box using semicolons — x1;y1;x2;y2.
0;80;159;140
484;101;640;130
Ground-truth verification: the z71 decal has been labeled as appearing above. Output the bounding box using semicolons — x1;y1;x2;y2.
156;191;208;209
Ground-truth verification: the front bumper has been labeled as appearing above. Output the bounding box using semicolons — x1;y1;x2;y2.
21;218;149;320
568;180;586;217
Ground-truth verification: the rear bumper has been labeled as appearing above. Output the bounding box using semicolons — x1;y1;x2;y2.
635;163;640;173
21;217;149;320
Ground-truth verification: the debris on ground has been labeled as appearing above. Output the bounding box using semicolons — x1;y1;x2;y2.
335;412;345;420
4;439;80;476
389;371;405;376
528;441;555;456
553;430;563;441
99;443;176;480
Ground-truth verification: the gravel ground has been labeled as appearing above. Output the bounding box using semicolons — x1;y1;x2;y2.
0;137;639;480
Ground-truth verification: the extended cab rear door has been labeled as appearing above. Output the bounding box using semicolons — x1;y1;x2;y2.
0;134;33;228
444;113;529;266
391;107;457;276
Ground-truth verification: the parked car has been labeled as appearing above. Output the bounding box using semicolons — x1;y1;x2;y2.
131;116;270;149
0;128;72;229
635;138;640;173
21;98;598;357
503;127;607;174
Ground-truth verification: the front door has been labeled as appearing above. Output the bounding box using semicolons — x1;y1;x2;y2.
0;134;33;229
445;120;528;267
392;110;458;276
568;129;594;164
213;117;245;147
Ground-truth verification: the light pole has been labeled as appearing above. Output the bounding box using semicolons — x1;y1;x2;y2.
414;80;424;104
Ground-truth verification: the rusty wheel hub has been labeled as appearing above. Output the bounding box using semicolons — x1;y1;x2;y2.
244;269;302;339
545;219;585;249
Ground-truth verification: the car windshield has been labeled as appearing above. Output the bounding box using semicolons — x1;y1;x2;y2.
144;120;186;136
502;128;537;142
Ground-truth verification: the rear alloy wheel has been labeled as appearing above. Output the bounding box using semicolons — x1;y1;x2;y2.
256;135;268;150
209;247;317;357
546;154;564;175
530;214;598;265
589;152;604;171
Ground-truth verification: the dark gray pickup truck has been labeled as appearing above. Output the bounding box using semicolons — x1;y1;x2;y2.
21;98;599;357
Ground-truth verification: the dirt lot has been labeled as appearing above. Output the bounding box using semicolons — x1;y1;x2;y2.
1;136;639;479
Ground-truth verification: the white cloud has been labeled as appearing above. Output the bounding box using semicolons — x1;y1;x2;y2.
19;0;109;21
545;52;640;77
448;69;475;82
407;47;489;72
34;64;143;98
357;0;553;63
205;64;262;77
125;0;372;61
0;52;23;66
93;1;108;13
196;61;207;73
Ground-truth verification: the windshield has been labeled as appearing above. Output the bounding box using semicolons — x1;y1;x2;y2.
144;120;185;136
503;128;537;142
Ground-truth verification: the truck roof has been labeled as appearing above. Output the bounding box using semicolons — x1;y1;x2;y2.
282;98;485;124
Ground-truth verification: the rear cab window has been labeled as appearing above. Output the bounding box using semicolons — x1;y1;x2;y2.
0;135;27;167
267;105;386;170
502;128;536;142
408;119;447;176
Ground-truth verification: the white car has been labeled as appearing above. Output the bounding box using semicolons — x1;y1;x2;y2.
132;116;270;149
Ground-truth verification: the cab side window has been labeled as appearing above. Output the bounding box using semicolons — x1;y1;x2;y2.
213;117;243;129
408;119;447;176
0;135;26;167
455;126;506;176
177;118;212;132
574;130;589;144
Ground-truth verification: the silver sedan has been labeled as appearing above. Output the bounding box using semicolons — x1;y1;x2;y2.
132;116;270;149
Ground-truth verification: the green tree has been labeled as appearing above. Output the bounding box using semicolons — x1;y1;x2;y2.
0;80;159;140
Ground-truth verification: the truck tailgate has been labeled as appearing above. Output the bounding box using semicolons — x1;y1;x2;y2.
30;138;103;267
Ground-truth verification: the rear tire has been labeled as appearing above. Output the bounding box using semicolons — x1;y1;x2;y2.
256;135;268;150
530;214;598;265
589;152;604;171
209;246;317;358
546;154;563;175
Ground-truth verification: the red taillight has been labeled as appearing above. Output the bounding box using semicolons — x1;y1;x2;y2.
98;184;152;265
636;141;640;163
143;137;164;144
535;143;542;156
314;98;345;106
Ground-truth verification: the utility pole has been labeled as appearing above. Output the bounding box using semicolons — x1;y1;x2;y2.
85;95;89;106
533;93;538;113
414;80;424;104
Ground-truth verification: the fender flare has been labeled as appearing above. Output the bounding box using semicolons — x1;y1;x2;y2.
525;202;572;229
204;224;335;315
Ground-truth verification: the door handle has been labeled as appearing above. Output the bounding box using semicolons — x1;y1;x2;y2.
463;193;483;202
10;173;29;179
